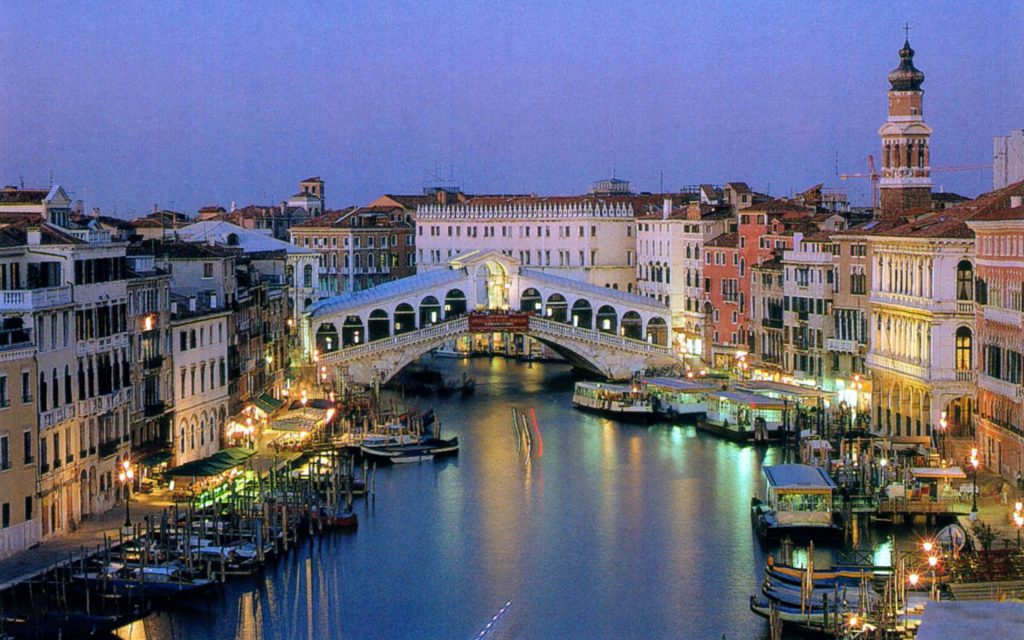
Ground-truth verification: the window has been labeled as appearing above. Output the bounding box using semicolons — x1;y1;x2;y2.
956;260;973;301
0;435;8;470
955;326;972;370
1;503;7;529
202;262;214;279
23;431;32;464
0;375;7;408
21;371;30;403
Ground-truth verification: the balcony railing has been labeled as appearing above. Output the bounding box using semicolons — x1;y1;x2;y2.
144;354;164;369
98;440;119;459
763;318;784;329
0;286;73;312
144;402;169;417
826;338;859;354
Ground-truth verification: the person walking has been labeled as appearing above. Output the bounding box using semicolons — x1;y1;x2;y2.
1001;480;1010;505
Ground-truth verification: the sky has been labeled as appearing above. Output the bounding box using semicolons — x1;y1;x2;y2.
1;1;1021;217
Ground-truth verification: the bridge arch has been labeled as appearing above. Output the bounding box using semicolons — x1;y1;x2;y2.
368;309;390;342
316;322;339;353
444;289;467;318
571;299;593;329
342;316;364;347
521;288;543;314
394;303;415;335
621;311;643;340
596;305;617;335
419;296;441;327
647;317;668;346
545;293;567;322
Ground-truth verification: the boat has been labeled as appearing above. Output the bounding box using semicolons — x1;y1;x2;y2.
74;561;215;598
433;344;466;358
751;464;843;540
761;578;878;609
698;389;787;442
749;595;846;628
643;377;719;418
765;557;879;588
571;381;656;420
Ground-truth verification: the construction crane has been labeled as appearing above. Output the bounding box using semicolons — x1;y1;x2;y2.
841;157;991;208
839;156;880;208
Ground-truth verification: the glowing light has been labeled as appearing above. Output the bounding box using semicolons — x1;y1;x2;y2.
909;573;919;586
922;541;933;553
927;555;938;568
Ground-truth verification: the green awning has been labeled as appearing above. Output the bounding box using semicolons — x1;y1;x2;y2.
254;393;284;414
166;447;256;478
138;451;172;468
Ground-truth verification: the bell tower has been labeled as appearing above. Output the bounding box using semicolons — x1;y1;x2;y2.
878;31;933;218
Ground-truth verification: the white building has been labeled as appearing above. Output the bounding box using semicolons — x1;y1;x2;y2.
415;195;645;291
781;231;838;387
994;129;1024;191
170;300;231;465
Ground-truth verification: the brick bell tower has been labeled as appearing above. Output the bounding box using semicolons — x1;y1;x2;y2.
878;32;933;219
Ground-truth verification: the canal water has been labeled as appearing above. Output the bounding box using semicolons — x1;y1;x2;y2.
118;358;854;639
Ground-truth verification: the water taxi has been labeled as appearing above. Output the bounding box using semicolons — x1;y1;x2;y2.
698;389;786;442
642;377;720;418
571;381;655;420
751;464;842;540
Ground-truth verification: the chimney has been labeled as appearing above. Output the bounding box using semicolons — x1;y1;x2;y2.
92;207;100;220
153;204;158;213
26;227;41;246
1011;195;1023;209
188;297;196;312
436;190;448;206
662;198;672;220
170;301;178;316
210;293;218;309
230;200;236;212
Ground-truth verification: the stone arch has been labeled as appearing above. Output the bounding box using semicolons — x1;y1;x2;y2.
342;315;364;347
316;322;339;353
368;309;390;342
444;289;467;317
394;303;416;335
621;311;643;340
596;305;618;334
520;288;542;314
199;411;208;446
419;295;441;326
545;293;568;322
646;317;668;346
179;420;187;454
571;299;593;329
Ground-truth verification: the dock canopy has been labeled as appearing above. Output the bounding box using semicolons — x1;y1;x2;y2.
254;393;284;415
763;464;837;491
165;447;256;478
911;467;967;481
709;390;786;409
643;377;720;392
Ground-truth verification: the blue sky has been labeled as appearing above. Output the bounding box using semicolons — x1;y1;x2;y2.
1;1;1020;215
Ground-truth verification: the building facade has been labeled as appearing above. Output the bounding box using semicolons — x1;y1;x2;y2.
0;339;39;559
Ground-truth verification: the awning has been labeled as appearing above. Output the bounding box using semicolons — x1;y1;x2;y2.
254;393;284;414
138;451;172;468
166;447;256;477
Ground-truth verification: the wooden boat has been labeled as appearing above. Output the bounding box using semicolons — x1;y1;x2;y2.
571;381;655;420
751;465;843;540
765;557;882;587
749;595;841;629
361;436;458;464
761;578;878;609
74;561;215;598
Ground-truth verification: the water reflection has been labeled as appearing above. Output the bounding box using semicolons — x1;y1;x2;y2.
122;358;800;639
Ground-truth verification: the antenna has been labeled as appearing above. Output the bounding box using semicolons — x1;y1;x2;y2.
904;22;910;41
659;170;664;193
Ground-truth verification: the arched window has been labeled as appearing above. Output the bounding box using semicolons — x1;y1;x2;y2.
955;326;972;370
956;260;973;301
303;264;313;288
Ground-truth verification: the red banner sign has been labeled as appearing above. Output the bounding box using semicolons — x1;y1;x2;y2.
467;312;530;333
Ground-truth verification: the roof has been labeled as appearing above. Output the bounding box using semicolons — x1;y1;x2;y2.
165;447;256;477
520;267;669;312
709;390;786;408
0;221;86;246
916;601;1024;640
643;377;720;392
133;240;238;259
176;220;317;255
763;464;836;490
0;188;50;205
306;268;468;318
706;232;738;248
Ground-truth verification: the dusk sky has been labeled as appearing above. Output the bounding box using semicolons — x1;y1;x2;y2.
1;1;1020;216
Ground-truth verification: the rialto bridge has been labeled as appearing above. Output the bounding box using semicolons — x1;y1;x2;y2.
304;251;679;385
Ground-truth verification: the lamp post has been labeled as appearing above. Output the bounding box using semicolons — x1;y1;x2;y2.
1014;507;1024;549
118;460;134;530
927;554;939;600
938;411;948;463
970;447;980;521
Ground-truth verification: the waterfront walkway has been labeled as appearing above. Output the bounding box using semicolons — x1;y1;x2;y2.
0;490;174;590
956;469;1024;547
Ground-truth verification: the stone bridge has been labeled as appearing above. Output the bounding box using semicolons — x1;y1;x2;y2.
303;251;678;385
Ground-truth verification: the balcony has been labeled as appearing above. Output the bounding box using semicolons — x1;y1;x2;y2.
981;305;1023;327
956;300;975;314
0;286;73;312
763;317;784;329
978;374;1024;399
98;440;119;459
144;402;169;417
144;354;164;370
826;338;860;354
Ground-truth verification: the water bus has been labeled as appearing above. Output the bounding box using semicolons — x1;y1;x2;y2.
571;381;655;420
642;377;720;419
698;389;786;442
751;464;843;540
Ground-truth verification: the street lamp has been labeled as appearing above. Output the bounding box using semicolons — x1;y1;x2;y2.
118;460;134;529
927;555;939;600
969;447;980;521
1014;511;1024;549
938;411;948;463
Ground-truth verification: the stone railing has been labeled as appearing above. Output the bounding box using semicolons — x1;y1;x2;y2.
528;316;674;356
0;286;72;312
826;338;859;353
327;317;469;360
